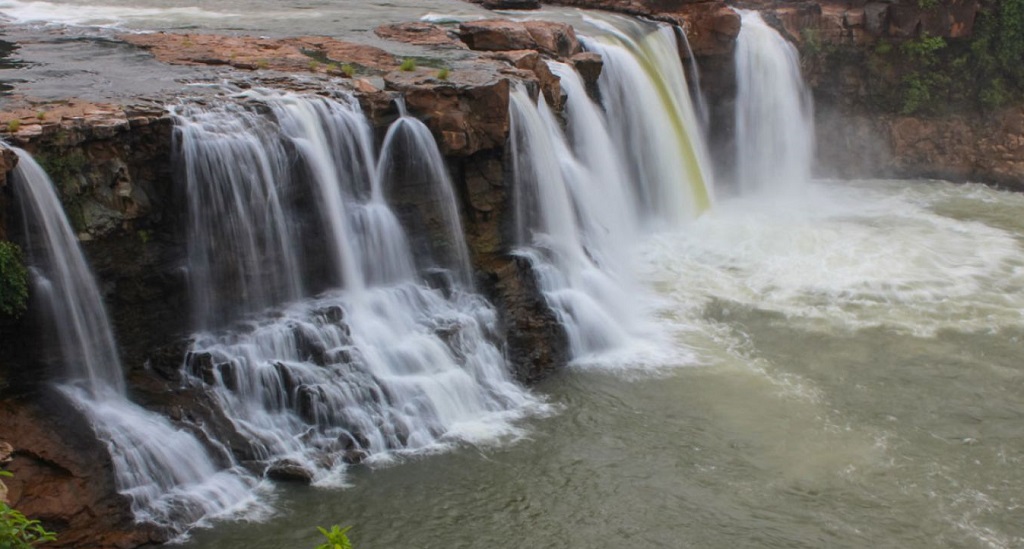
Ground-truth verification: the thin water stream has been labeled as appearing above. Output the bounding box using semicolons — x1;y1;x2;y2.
182;179;1024;549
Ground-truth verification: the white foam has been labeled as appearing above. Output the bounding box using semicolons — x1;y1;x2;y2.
639;180;1024;338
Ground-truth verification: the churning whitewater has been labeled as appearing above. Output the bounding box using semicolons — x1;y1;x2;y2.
174;88;548;492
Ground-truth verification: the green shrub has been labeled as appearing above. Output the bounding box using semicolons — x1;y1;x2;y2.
436;67;450;81
6;120;19;133
0;242;28;318
0;472;58;548
399;58;416;72
314;524;353;549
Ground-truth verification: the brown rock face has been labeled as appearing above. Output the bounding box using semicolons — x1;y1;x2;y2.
374;22;464;47
122;33;399;74
815;105;1024;189
459;19;583;57
385;67;515;157
454;152;569;381
0;396;162;548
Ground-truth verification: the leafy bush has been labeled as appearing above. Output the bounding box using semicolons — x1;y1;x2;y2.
315;524;353;549
0;472;58;548
0;241;28;318
399;58;416;72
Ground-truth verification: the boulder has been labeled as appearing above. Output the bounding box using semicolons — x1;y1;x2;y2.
385;66;515;156
265;459;314;483
459;19;582;57
374;22;463;47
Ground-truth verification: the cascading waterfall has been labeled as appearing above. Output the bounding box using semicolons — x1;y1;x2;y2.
176;89;544;484
510;87;639;360
377;111;474;289
582;15;714;221
176;101;304;328
10;148;261;532
509;16;715;365
734;9;815;195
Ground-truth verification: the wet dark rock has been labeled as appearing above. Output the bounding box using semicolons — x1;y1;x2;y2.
216;362;238;392
296;385;322;424
186;351;216;385
342;448;369;464
314;304;345;324
265;459;314;483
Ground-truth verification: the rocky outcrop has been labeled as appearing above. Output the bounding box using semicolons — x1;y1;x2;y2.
0;102;191;379
0;395;161;548
815;105;1024;189
746;0;982;47
459;19;583;57
122;33;399;74
374;22;465;47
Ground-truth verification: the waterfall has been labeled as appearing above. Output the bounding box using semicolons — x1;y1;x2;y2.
582;15;714;221
377;114;474;289
10;148;261;533
675;25;710;131
176;89;545;484
509;87;640;361
734;10;815;195
175;101;304;328
508;16;714;365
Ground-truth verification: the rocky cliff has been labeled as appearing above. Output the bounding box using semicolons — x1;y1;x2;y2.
0;22;588;546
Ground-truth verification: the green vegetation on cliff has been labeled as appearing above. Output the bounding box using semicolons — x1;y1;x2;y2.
899;0;1024;112
0;241;28;318
808;0;1024;114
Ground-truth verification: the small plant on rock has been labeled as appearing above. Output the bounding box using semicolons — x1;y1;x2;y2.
314;524;353;549
437;67;450;81
399;58;416;72
5;119;20;133
0;472;58;548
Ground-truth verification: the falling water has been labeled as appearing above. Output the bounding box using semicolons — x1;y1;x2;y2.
174;101;304;328
674;25;710;131
508;16;716;365
734;10;815;195
582;15;714;221
176;90;545;484
377;114;474;289
10;148;261;532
